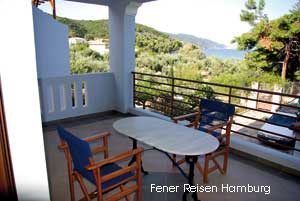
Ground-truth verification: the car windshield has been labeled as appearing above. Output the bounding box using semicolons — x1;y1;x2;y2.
267;114;296;127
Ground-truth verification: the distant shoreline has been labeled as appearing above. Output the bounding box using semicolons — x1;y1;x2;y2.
203;48;247;60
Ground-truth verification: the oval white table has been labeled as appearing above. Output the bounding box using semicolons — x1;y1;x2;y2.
113;116;219;201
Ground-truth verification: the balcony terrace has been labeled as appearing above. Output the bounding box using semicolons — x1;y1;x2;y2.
39;71;300;201
43;112;300;201
37;66;300;201
2;1;300;200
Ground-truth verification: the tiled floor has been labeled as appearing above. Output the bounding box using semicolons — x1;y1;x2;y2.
43;112;300;201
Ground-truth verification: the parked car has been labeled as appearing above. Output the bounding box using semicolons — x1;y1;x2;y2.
257;111;297;148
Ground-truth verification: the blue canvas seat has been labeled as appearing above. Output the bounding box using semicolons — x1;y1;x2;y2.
198;99;235;140
172;99;235;183
57;126;143;201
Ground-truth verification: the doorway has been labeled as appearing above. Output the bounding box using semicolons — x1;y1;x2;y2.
0;78;18;200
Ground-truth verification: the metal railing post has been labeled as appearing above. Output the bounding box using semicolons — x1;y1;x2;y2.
171;76;175;117
228;87;232;104
133;72;136;108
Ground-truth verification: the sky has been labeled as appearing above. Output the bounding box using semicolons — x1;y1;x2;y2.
40;0;297;47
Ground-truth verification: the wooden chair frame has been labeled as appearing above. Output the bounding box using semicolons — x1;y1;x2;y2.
58;132;143;201
172;108;234;184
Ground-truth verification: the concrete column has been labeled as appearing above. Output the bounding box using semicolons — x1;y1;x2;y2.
247;82;259;109
109;1;141;113
271;84;283;112
0;2;50;201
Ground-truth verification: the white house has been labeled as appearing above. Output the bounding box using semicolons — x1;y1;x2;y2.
88;38;109;55
69;37;87;44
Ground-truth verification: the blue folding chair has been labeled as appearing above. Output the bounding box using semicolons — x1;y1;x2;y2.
57;126;143;201
172;99;235;183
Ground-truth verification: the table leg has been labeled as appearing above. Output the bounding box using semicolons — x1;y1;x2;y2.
128;138;148;175
182;156;199;201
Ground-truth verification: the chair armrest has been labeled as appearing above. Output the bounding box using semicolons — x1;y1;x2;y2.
58;143;67;150
173;112;200;129
206;122;228;133
205;117;234;134
172;112;199;122
83;132;111;157
58;132;111;156
86;148;144;171
83;132;111;143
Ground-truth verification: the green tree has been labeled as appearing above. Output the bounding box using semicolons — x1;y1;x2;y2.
240;0;268;26
233;0;300;80
69;43;109;74
290;0;300;13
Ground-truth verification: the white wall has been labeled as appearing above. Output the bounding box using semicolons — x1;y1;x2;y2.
39;73;116;122
0;2;50;201
230;136;300;171
33;7;70;78
109;1;140;113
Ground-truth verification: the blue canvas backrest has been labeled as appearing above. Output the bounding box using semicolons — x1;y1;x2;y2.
199;99;235;127
57;126;93;175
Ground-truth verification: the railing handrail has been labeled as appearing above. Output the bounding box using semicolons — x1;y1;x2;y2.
132;71;300;99
132;71;300;153
38;72;113;81
133;72;300;115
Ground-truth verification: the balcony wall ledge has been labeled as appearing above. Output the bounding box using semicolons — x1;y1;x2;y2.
39;72;117;122
129;107;300;176
231;136;300;176
129;107;171;121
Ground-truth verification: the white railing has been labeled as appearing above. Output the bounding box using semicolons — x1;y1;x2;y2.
38;72;116;122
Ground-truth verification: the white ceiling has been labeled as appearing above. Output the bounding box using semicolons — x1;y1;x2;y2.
64;0;157;6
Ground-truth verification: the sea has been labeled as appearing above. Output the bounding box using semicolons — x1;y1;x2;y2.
203;49;247;60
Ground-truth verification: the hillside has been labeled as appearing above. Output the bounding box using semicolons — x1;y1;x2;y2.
57;17;182;54
59;17;281;98
57;17;223;50
169;33;226;49
57;17;109;38
57;17;169;39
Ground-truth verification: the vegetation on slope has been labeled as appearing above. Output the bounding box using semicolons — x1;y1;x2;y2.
69;43;109;74
58;10;295;116
58;15;288;89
